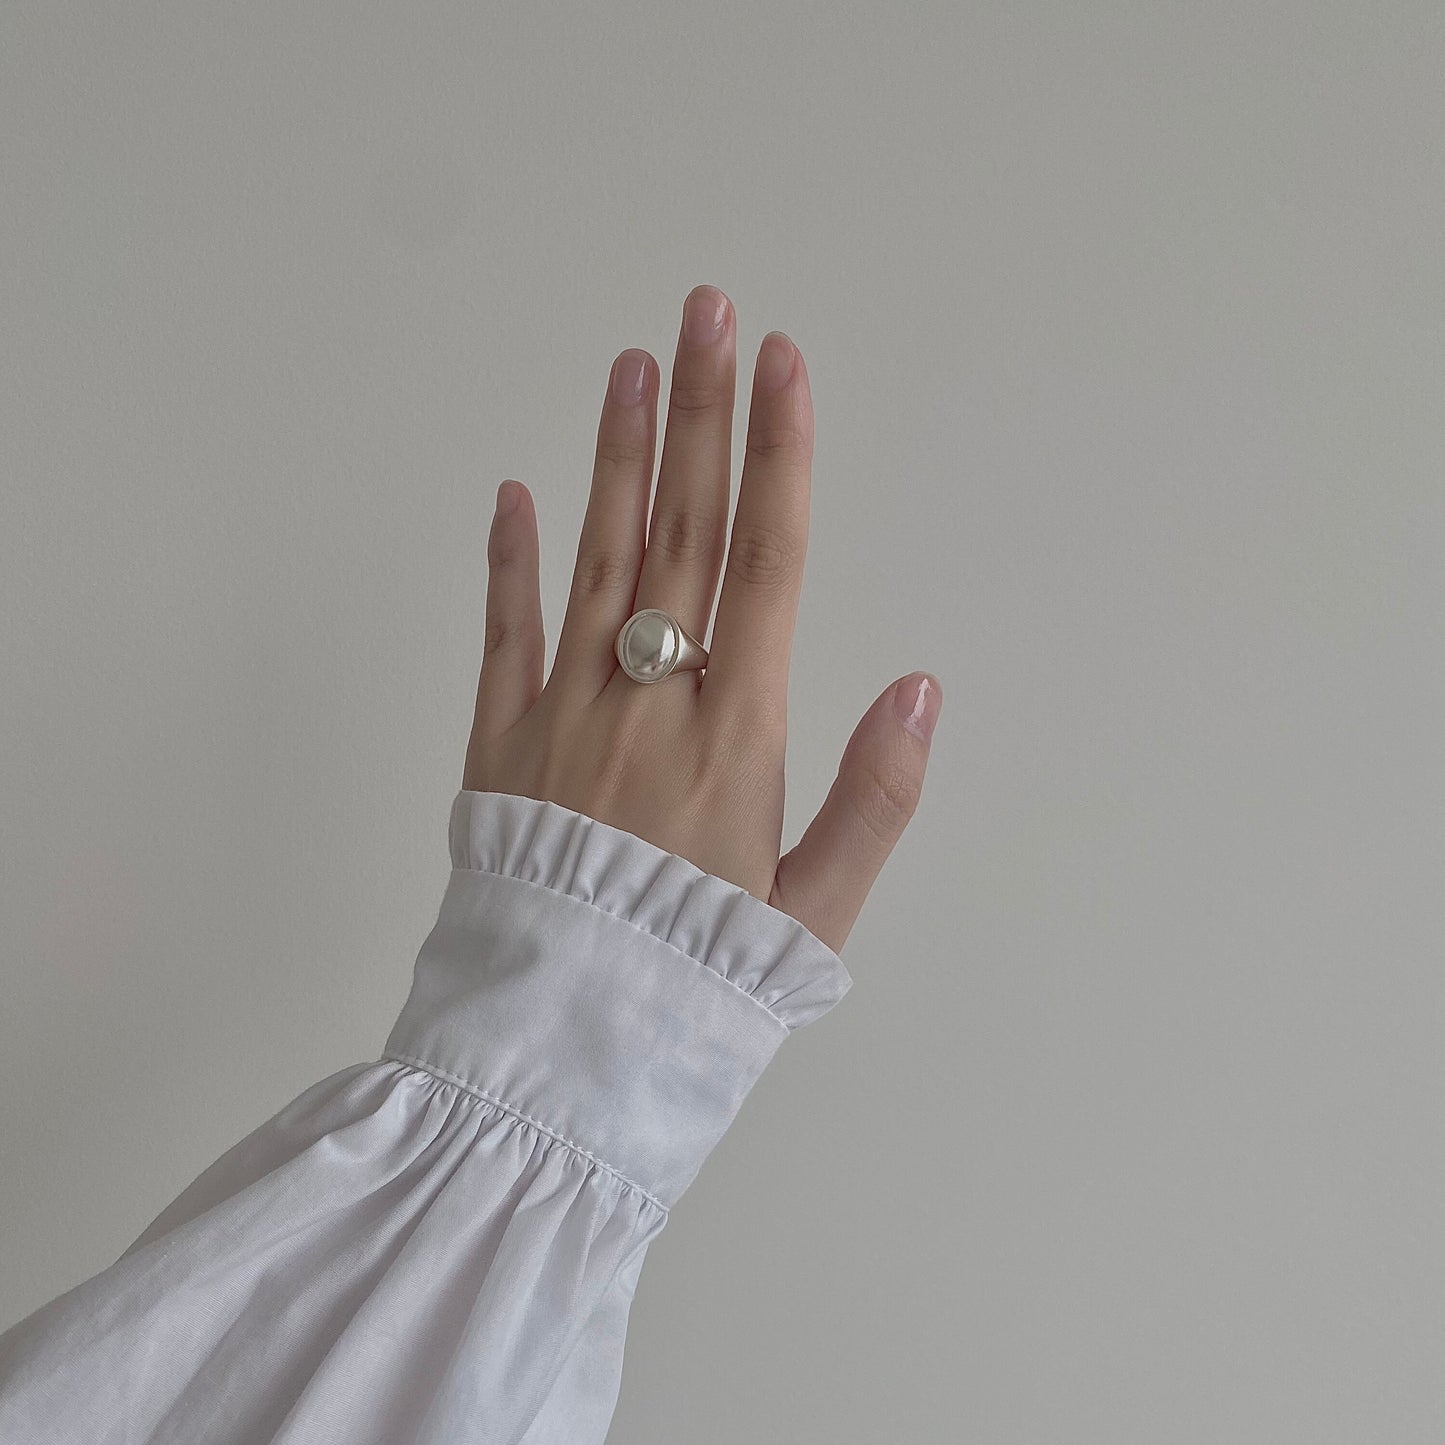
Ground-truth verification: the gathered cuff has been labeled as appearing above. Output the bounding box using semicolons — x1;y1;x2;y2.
446;789;852;1031
383;790;852;1209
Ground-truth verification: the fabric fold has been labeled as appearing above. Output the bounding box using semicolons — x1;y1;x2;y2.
388;789;853;1208
445;789;853;1031
0;787;853;1445
0;1059;666;1444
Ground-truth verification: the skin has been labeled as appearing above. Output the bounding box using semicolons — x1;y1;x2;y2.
461;284;942;956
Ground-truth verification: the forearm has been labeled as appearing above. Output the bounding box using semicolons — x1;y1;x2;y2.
0;788;851;1445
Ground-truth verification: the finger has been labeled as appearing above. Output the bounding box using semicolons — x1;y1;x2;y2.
549;348;659;700
632;284;736;648
702;331;813;725
769;673;943;954
466;480;545;773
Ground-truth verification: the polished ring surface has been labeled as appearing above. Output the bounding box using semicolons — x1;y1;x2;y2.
615;608;709;684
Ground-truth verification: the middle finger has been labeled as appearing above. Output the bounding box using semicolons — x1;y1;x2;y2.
631;284;736;647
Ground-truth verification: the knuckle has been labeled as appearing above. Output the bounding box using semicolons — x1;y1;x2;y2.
667;378;727;418
854;756;921;843
594;433;651;472
573;547;634;596
745;421;807;463
487;529;526;569
651;506;725;566
724;521;798;590
483;612;526;655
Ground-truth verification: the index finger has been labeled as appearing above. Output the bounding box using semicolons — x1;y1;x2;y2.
701;330;814;724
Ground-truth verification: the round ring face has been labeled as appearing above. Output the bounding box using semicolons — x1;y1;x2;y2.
616;609;680;682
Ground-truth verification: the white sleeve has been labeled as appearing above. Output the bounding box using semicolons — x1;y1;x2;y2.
0;788;852;1445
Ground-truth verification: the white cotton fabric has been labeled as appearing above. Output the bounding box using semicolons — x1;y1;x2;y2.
0;789;852;1445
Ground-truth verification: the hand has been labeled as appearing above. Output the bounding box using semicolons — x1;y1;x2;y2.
460;285;941;955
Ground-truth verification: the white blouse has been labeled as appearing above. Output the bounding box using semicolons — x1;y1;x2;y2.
0;789;853;1444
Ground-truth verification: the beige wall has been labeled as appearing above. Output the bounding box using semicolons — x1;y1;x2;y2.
2;3;1442;1440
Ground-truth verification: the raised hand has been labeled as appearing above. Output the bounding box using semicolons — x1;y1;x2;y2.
462;285;941;954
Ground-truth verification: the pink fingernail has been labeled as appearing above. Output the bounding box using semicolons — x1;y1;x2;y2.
495;480;520;517
610;350;648;406
894;673;941;740
683;286;728;346
756;331;795;393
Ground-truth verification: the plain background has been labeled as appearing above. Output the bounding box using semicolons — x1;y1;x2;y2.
2;3;1442;1441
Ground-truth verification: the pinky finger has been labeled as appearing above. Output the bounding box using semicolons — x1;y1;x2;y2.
465;480;544;781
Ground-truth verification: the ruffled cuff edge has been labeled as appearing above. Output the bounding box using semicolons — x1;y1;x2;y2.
447;789;852;1031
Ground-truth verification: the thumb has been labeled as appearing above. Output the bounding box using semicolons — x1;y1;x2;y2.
770;672;942;954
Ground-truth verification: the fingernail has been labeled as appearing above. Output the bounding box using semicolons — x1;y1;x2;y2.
610;350;648;406
756;331;795;393
683;286;728;346
894;673;941;741
495;480;520;517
